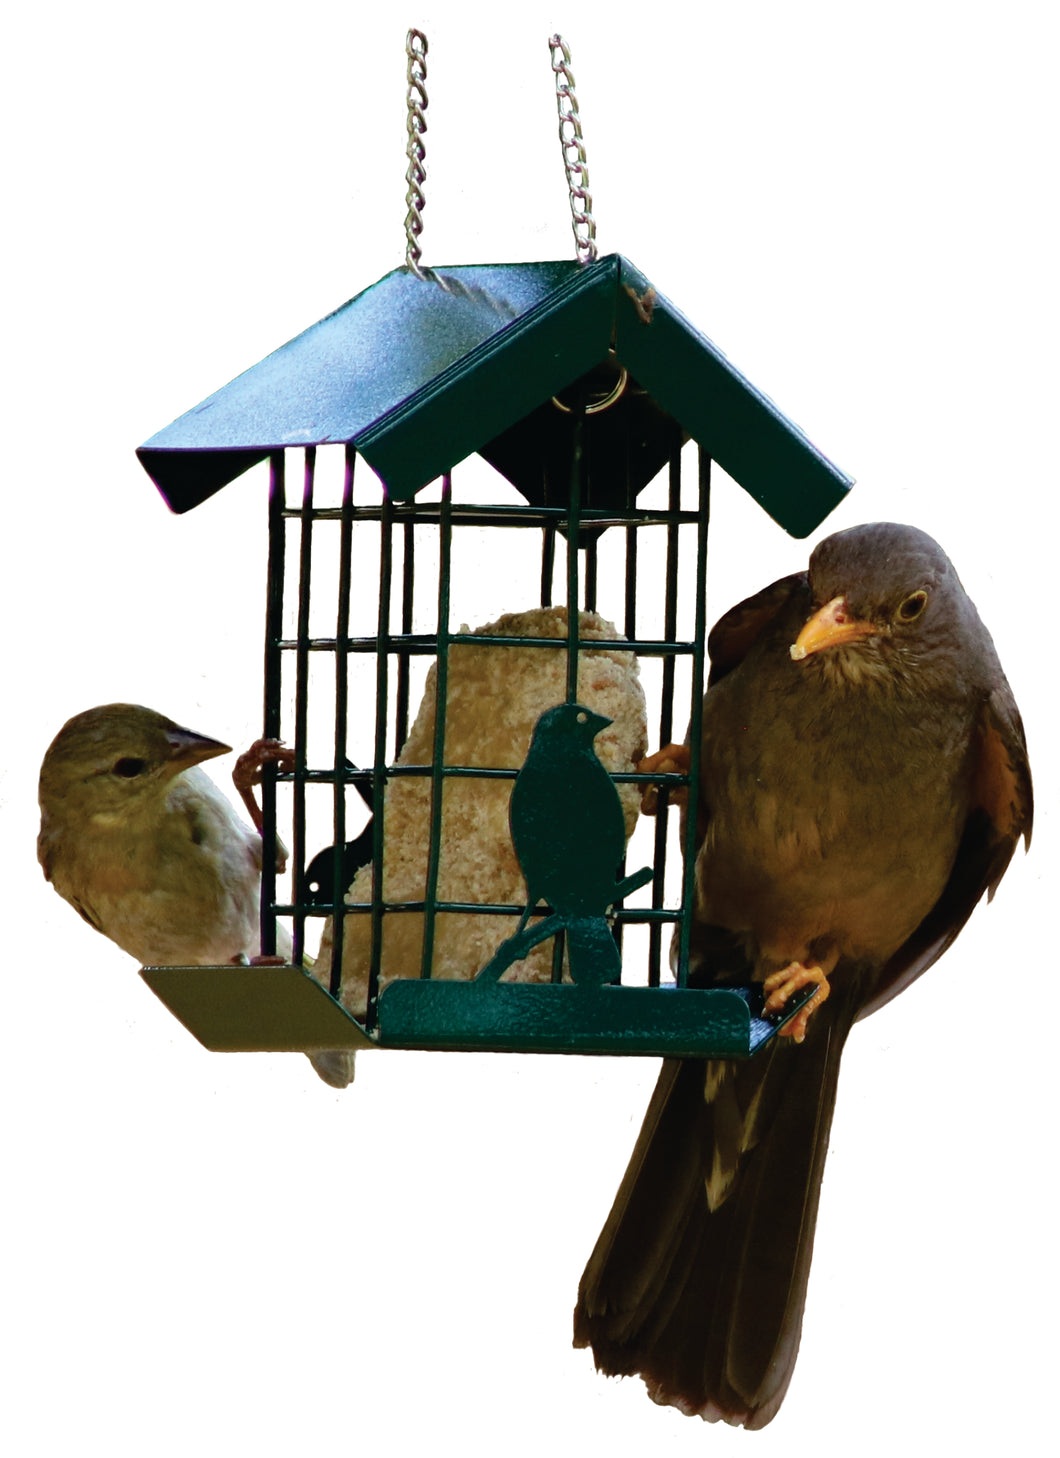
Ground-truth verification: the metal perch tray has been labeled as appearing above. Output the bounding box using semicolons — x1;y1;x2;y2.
139;963;815;1059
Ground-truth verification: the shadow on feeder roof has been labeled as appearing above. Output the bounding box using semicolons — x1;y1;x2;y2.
137;254;852;537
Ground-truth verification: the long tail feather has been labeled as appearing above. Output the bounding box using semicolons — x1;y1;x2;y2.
574;991;858;1428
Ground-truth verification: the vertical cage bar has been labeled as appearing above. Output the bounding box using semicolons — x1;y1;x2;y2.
647;436;683;985
550;926;566;983
329;444;357;996
365;490;395;1030
611;400;633;968
290;447;316;967
420;475;453;980
676;449;711;987
623;420;638;641
395;520;416;752
565;404;585;703
658;439;682;746
556;407;587;983
584;536;598;612
623;524;638;640
540;523;556;608
260;451;286;958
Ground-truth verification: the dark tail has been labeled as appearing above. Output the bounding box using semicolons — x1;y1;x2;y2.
573;993;857;1428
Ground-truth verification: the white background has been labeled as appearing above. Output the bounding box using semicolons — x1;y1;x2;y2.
4;4;1055;1454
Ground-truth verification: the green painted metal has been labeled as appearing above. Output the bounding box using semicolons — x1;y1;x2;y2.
136;260;595;511
477;704;653;985
360;265;618;505
133;256;856;1062
373;980;813;1057
139;963;374;1053
613;260;847;538
138;962;813;1060
136;255;852;536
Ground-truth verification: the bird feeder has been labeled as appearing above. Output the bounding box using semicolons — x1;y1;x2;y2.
134;37;852;1066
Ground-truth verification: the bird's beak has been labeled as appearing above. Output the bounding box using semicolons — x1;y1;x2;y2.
580;710;613;736
790;597;880;661
165;727;232;768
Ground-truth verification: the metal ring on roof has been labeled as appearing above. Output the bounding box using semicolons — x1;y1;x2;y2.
551;361;629;416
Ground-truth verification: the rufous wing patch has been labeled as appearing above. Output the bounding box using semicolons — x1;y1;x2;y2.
973;697;1032;849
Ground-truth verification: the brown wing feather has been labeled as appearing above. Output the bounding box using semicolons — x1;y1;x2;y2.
67;894;105;935
973;689;1033;858
859;687;1032;1021
706;572;808;687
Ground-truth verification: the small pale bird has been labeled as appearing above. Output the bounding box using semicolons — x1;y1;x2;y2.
37;703;354;1088
574;523;1032;1427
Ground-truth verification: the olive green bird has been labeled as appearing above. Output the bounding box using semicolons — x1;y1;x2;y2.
38;703;355;1088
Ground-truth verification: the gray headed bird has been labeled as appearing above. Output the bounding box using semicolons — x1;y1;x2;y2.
574;523;1032;1426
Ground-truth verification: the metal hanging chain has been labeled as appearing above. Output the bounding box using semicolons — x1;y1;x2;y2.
549;34;597;265
404;29;429;277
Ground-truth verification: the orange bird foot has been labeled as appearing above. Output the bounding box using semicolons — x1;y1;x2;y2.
762;962;831;1043
233;738;296;835
636;743;691;815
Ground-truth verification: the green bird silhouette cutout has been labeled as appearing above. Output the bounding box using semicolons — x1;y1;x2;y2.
477;703;653;986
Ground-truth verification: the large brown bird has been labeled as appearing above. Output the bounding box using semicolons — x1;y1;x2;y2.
573;522;1032;1427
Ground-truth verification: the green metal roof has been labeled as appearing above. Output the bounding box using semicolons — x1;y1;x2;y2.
137;253;852;537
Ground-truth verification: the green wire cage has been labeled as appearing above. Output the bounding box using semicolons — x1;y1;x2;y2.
135;252;852;1064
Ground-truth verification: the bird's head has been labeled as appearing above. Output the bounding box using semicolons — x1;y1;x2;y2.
530;703;613;749
790;522;970;689
38;703;231;826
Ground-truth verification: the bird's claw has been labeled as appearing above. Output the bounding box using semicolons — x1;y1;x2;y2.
762;962;831;1043
233;738;295;836
636;744;691;816
234;738;296;792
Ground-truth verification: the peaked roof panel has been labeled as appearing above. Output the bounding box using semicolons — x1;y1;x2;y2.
612;259;852;538
137;254;852;535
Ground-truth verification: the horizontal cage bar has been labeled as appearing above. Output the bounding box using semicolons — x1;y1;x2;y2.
276;633;699;656
280;503;704;529
273;901;685;921
270;766;687;785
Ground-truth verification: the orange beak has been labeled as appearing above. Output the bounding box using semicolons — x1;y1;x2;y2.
789;596;880;661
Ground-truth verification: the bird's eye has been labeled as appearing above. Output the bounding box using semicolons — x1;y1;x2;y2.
112;757;147;778
896;590;928;623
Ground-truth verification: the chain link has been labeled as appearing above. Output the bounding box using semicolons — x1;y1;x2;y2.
549;34;597;265
404;29;429;277
403;31;597;274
